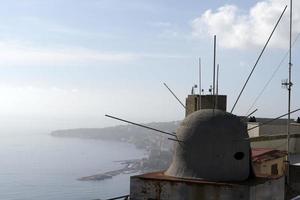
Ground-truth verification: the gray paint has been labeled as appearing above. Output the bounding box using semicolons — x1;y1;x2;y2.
165;109;251;182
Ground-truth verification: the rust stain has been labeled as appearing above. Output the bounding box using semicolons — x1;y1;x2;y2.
133;171;282;188
155;181;162;200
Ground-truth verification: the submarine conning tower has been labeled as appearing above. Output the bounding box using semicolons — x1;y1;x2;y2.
165;109;251;182
130;91;286;199
130;110;285;200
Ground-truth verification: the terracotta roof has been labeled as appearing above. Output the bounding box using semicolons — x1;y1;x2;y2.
252;148;276;157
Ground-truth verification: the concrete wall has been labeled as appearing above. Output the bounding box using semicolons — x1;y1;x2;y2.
185;95;199;116
185;95;227;116
249;177;285;200
289;165;300;198
260;124;300;136
130;175;284;200
131;177;248;200
250;134;300;154
247;123;300;138
296;138;300;153
248;123;259;138
200;95;227;111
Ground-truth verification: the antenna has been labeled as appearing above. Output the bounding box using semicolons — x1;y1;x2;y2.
230;5;288;113
212;35;217;110
168;137;184;143
191;84;197;95
281;79;289;89
105;114;183;146
216;64;219;96
215;64;220;109
199;57;202;109
163;82;186;109
245;32;300;116
209;85;212;95
98;195;130;200
213;35;216;97
286;0;293;185
247;108;300;131
242;108;258;122
245;108;258;119
105;114;176;137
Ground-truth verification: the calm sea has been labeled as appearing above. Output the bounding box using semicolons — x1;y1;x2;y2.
0;130;146;200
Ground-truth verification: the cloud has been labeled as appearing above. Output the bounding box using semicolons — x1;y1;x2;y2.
0;40;139;66
0;40;188;66
0;85;103;116
192;0;300;49
19;16;118;39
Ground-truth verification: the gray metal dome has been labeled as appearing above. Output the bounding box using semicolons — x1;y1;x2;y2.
165;109;250;182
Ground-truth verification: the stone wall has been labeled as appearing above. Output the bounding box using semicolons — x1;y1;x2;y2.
130;173;285;200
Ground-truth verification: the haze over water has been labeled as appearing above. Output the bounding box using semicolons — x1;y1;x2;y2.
0;129;145;200
1;0;300;199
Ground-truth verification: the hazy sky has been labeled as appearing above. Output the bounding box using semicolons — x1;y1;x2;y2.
0;0;299;131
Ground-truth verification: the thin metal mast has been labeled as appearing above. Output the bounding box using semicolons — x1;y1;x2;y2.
230;6;287;113
163;82;186;109
216;64;219;95
247;108;300;132
287;0;293;184
213;35;217;109
213;35;216;96
242;108;258;122
199;57;202;109
105;114;176;137
216;64;219;108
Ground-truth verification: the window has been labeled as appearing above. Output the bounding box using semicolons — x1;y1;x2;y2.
271;164;278;175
